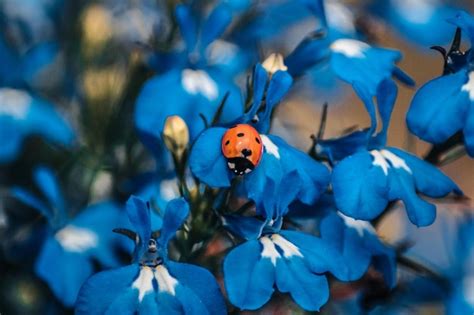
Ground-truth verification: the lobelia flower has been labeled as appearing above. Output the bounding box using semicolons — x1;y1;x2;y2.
289;194;397;287
0;88;75;163
134;3;244;158
76;195;227;315
329;77;461;227
12;166;129;307
406;11;474;157
190;61;330;217
222;180;353;311
369;0;459;47
285;0;414;116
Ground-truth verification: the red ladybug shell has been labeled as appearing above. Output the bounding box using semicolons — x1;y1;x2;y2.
221;124;263;175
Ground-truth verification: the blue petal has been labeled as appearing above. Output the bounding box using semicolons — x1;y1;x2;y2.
241;64;268;123
159;198;189;247
222;215;266;240
126;195;151;249
447;10;474;44
223;240;275;310
34;166;66;222
280;230;349;281
319;212;371;280
36;237;94;306
0;90;75;163
244;135;330;219
332;151;389;220
285;37;330;77
0;118;24;163
27;96;75;146
371;1;457;47
254;70;293;133
388;148;462;197
200;4;232;49
189;127;233;187
319;211;396;286
330;43;401;96
175;5;198;52
167;261;227;315
274;253;329;311
76;264;140;315
406;69;470;144
374;79;398;143
315;129;370;163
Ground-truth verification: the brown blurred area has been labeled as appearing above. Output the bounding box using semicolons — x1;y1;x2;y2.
275;19;474;198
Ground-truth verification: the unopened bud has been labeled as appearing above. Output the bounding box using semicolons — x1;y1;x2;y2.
262;53;288;75
163;115;189;158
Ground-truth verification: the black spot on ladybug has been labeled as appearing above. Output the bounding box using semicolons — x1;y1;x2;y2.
242;149;252;157
225;140;230;145
255;137;260;144
237;133;244;137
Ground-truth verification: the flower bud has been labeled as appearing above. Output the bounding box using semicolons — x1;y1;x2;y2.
163;115;189;158
262;53;288;75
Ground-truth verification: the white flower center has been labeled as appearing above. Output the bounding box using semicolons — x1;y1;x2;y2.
461;71;474;101
261;135;280;159
132;265;179;301
132;266;155;302
370;149;412;176
0;88;32;119
55;225;98;253
181;69;218;100
330;39;369;58
338;212;375;237
260;234;303;266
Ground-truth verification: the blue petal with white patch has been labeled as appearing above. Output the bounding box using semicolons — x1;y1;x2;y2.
319;205;396;287
369;0;459;47
222;193;351;311
76;196;227;315
12;167;128;306
0;88;75;163
332;147;462;227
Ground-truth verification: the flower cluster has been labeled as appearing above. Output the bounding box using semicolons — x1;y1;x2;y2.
0;1;473;315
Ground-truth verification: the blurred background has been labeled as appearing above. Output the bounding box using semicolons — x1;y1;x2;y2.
0;0;473;314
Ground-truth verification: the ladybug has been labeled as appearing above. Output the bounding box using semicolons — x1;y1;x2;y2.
221;124;263;175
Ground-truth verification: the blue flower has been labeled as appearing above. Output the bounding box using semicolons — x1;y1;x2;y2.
327;74;461;227
12;167;128;306
0;88;75;163
190;63;329;218
288;194;397;288
369;0;459;47
317;196;396;287
76;196;227;315
222;184;352;311
135;3;244;156
285;1;414;109
407;11;474;156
